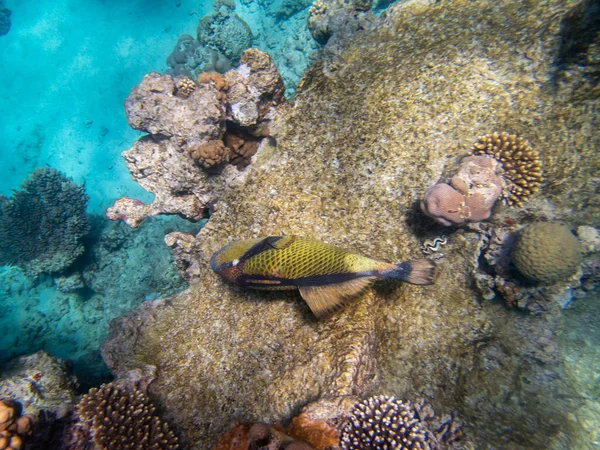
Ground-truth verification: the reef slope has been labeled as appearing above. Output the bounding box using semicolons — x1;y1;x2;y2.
102;0;600;448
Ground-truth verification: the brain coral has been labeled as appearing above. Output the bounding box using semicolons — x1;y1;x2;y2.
0;168;90;276
512;222;582;284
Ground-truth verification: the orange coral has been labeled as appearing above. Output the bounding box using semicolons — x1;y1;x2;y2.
188;140;230;168
286;413;339;450
0;400;34;450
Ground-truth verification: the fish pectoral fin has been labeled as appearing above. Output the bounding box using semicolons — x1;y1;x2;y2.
298;277;376;319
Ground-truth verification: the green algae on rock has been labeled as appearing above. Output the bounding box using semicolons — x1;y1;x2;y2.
102;0;600;448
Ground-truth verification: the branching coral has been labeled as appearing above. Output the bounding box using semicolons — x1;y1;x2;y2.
472;132;543;206
67;382;179;450
0;168;90;276
339;395;430;450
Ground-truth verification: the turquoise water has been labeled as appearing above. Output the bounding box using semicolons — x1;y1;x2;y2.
0;0;598;448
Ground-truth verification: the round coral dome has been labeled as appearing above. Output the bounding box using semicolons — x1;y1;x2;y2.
512;222;582;284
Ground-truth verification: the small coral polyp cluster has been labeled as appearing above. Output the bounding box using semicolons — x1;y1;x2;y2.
472;132;542;207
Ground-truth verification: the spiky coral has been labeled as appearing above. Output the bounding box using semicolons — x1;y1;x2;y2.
340;395;430;450
472;132;543;207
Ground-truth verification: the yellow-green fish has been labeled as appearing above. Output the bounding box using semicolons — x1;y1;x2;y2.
210;236;438;318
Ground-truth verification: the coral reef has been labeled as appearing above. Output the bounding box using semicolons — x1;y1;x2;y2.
0;1;10;36
0;400;33;450
472;132;543;207
0;168;90;276
339;395;429;450
107;49;285;228
421;155;504;226
102;0;600;448
66;368;179;450
197;1;253;65
166;35;232;80
512;222;582;284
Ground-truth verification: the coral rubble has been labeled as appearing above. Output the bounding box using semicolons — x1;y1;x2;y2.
0;168;90;276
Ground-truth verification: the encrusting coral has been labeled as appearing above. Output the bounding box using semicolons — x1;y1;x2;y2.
0;400;34;450
472;132;543;207
512;222;582;284
339;395;430;450
421;155;505;226
0;167;90;276
66;382;179;450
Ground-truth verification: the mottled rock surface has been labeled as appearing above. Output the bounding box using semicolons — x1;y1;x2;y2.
103;0;600;448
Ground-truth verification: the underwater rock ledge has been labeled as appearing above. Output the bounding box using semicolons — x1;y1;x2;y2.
103;0;600;448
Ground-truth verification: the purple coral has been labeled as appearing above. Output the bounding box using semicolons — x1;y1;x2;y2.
421;155;504;226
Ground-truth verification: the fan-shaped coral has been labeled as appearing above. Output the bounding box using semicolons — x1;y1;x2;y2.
472;132;543;207
67;382;179;450
339;395;430;450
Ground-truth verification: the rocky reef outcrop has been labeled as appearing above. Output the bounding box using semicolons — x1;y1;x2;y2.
102;0;600;448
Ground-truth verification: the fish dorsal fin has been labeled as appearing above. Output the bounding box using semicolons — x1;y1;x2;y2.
298;276;376;319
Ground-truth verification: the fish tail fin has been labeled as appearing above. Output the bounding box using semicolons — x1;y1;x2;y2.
381;259;438;285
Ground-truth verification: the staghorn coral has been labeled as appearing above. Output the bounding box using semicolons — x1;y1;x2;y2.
0;168;90;276
67;381;179;450
472;132;543;207
0;400;34;450
512;222;582;284
339;395;430;450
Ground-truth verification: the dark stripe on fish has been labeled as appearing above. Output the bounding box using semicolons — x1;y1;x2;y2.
241;236;286;262
239;270;377;288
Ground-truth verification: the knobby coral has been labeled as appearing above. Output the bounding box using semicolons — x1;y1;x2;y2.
339;395;430;449
0;399;33;450
421;155;504;226
0;168;90;276
472;132;543;206
66;382;179;450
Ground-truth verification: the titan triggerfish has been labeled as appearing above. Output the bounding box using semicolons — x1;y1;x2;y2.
210;236;438;318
